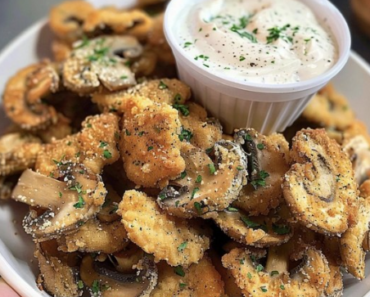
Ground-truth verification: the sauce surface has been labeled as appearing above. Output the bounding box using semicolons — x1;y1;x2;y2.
176;0;338;84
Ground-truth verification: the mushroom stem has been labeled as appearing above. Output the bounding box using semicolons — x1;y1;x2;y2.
265;246;289;274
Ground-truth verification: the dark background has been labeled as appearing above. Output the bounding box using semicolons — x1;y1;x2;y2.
0;0;369;63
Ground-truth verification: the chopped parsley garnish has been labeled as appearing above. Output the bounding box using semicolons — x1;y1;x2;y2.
103;149;112;159
270;271;279;276
99;141;108;148
280;285;285;290
253;28;258;34
241;215;266;231
173;104;190;116
73;195;85;209
272;224;291;235
178;128;193;142
53;154;65;166
180;171;187;179
175;201;180;207
247;272;252;279
250;255;257;262
304;38;311;43
239;258;245;264
194;202;202;214
179;283;187;289
195;175;202;183
208;163;216;175
138;131;145;137
227;206;239;212
184;41;192;48
75;35;90;49
120;75;128;80
91;280;100;294
206;147;213;155
59;192;63;198
230;22;257;43
174;93;182;103
178;241;188;252
336;174;341;182
250;170;270;189
109;205;118;214
203;63;210;68
87;123;92;128
256;264;264;272
191;187;200;200
240;56;246;61
266;24;293;44
88;47;109;62
236;166;244;171
195;54;209;61
75;152;81;158
158;80;168;90
159;193;166;200
260;286;267;292
174;266;185;277
77;280;84;289
67;141;72;146
257;143;265;150
244;133;252;141
148;146;154;151
125;129;131;136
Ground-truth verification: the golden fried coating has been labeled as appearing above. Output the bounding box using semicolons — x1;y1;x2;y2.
49;0;95;43
147;13;175;64
3;62;59;131
83;8;153;40
340;197;370;279
118;190;210;267
150;257;226;297
52;39;72;62
234;129;290;216
57;219;129;254
92;78;191;113
36;113;120;176
284;129;358;235
179;103;223;150
302;83;355;130
120;97;185;187
222;247;330;297
0;133;42;176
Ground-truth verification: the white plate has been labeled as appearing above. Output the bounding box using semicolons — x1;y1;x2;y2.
1;2;370;297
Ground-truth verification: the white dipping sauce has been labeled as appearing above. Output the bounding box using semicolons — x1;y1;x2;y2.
176;0;338;84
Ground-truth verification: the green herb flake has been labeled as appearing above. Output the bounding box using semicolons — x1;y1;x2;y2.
175;201;180;207
73;195;85;209
178;128;193;142
208;163;216;175
203;63;210;68
184;41;193;48
272;224;291;235
236;166;244;171
191;187;200;200
241;216;262;230
244;134;252;141
91;280;100;294
148;146;154;151
87;123;92;128
158;80;168;90
270;270;279;276
159;193;167;200
227;207;239;212
253;28;258;34
247;272;252;279
266;24;291;44
174;93;182;103
174;266;185;277
280;285;285;290
59;192;63;198
194;202;202;214
195;175;202;184
240;258;245;264
250;170;270;189
75;152;81;158
75;35;90;49
240;56;246;61
120;75;128;80
257;143;265;150
230;24;257;43
256;264;264;272
180;171;187;179
178;241;188;252
67;141;72;146
77;280;84;289
99;141;108;148
138;131;145;137
260;286;268;292
173;104;190;116
179;283;187;289
125;129;131;136
103;149;112;159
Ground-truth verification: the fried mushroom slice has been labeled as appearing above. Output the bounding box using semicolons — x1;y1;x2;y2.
57;219;129;254
35;240;81;297
340;197;370;279
302;83;355;130
49;0;95;43
283;129;358;235
120;97;185;188
158;141;247;218
63;36;142;94
91;78;191;113
222;246;330;297
0;133;42;176
36;113;120;176
179;102;223;150
214;206;293;248
109;243;145;273
118;190;210;266
323;264;343;297
13;166;106;241
83;8;153;40
80;254;157;297
342;135;370;185
150;257;226;297
233;129;290;216
3;62;59;130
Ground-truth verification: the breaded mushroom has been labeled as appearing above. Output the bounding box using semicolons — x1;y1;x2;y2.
118;190;210;267
120;97;185;188
284;129;358;235
150;257;226;297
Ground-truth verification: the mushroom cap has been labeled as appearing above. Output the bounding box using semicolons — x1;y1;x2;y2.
3;62;59;131
49;0;95;43
233;129;290;216
158;141;247;218
80;254;158;297
283;129;358;235
0;133;42;176
214;205;293;247
63;36;142;94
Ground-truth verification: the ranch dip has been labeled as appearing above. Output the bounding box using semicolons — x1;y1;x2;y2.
176;0;338;84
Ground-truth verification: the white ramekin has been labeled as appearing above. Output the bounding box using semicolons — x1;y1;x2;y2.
164;0;351;134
